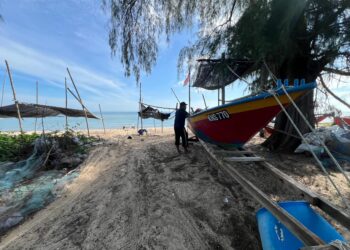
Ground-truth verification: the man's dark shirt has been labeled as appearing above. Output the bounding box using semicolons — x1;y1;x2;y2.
174;109;189;128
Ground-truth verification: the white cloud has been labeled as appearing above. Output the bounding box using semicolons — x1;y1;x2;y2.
0;37;125;95
0;37;142;111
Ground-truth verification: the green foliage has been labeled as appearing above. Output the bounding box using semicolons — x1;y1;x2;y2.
190;0;349;88
59;130;99;155
0;131;99;163
103;0;350;87
0;133;40;162
102;0;252;81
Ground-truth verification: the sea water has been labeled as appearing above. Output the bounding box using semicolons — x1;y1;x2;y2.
0;112;175;132
2;111;348;132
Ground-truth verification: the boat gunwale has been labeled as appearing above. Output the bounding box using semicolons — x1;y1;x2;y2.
189;82;316;119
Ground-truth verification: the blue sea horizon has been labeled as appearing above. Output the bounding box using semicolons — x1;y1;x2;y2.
0;111;175;132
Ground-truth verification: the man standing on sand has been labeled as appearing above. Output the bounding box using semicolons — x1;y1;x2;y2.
174;102;189;153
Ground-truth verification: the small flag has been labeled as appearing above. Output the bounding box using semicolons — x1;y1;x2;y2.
183;73;190;86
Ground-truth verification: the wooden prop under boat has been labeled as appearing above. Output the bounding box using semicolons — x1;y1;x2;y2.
188;81;316;148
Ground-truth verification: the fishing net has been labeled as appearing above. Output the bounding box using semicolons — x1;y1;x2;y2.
138;104;171;121
295;125;350;166
0;137;80;234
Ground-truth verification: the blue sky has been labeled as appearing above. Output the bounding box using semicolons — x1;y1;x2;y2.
0;0;348;114
0;0;247;113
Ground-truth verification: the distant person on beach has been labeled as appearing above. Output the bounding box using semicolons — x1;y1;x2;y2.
174;102;189;153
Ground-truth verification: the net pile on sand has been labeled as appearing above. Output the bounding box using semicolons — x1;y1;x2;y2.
0;137;80;234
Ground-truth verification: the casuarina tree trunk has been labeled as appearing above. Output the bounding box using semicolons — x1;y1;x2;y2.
262;90;315;152
262;27;317;152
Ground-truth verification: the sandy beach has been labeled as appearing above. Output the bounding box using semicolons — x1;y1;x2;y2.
0;128;349;249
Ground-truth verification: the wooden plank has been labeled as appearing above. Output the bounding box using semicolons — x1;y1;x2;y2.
300;245;338;250
260;161;350;230
215;150;254;155
224;156;264;162
199;139;325;247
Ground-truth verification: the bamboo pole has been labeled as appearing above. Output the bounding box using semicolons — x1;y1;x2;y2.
34;81;38;133
66;67;90;136
202;93;208;109
188;67;191;113
41;105;46;145
171;88;180;103
5;60;23;133
139;82;143;130
1;73;5;107
67;88;94;115
140;102;176;110
67;88;84;107
153;119;156;133
99;104;106;134
65;77;68;131
218;89;220;106
221;84;225;105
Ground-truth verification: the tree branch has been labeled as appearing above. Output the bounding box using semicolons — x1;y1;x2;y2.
318;75;350;110
323;67;350;76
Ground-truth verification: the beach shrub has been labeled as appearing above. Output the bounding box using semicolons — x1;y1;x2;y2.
0;131;99;163
0;133;40;162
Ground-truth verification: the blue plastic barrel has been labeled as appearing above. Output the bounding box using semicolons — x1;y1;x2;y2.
256;201;346;250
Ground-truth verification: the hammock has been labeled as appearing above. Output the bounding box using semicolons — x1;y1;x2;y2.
138;104;171;121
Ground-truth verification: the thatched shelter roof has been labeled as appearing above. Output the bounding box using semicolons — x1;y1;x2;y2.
192;59;254;90
0;103;98;119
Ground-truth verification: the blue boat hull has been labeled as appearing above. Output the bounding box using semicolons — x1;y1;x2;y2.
256;201;346;250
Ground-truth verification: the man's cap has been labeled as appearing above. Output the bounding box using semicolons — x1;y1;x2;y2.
180;102;187;106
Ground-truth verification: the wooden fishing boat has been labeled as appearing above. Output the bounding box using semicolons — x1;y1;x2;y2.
315;113;350;127
334;116;350;127
188;82;316;148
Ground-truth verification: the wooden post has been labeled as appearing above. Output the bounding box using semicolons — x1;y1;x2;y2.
5;60;23;133
99;104;106;134
1;73;5;107
188;67;191;113
34;81;38;133
153;119;156;133
221;84;225;105
202;93;208;109
171;88;180;103
66;67;90;136
41;105;46;145
139;82;143;130
217;89;219;106
65;77;68;131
